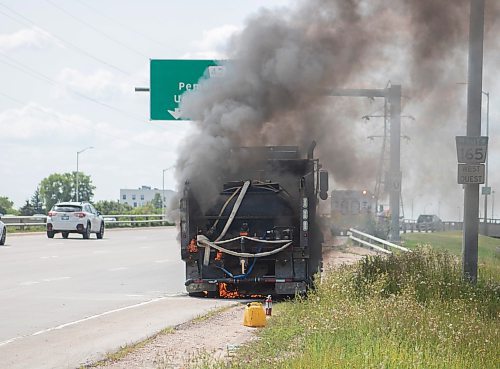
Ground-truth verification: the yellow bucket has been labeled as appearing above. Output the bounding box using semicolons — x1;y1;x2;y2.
243;302;266;327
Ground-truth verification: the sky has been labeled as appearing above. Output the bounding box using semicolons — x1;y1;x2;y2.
0;0;290;207
0;0;499;222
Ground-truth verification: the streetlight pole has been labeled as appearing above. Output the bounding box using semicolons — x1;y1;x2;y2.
76;146;93;202
162;166;174;219
492;190;495;219
482;91;490;233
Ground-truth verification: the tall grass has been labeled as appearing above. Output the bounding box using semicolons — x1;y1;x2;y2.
201;248;500;369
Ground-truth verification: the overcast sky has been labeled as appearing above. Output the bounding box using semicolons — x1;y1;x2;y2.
0;1;498;221
0;0;290;207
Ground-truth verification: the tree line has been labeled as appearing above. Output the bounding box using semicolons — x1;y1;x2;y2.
0;172;165;216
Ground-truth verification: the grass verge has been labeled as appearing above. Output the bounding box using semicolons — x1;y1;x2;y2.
402;231;500;279
201;248;499;369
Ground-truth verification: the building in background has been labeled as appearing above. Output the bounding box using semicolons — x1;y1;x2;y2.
119;186;175;208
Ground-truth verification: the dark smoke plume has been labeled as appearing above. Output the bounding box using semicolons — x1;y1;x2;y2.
176;0;499;217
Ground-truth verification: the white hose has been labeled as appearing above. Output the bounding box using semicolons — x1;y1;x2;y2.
215;235;290;245
198;235;292;259
215;180;250;242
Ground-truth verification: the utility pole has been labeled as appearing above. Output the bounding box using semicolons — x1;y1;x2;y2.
463;0;485;283
329;85;402;242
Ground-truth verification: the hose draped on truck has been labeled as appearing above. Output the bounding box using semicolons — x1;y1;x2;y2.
180;144;328;297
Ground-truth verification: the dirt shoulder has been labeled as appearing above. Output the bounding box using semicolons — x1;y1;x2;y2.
91;237;375;369
92;303;257;369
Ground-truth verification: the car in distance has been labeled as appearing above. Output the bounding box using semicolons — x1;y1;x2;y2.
46;202;104;239
0;215;6;245
416;214;442;232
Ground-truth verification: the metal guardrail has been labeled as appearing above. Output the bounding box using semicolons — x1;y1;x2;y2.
348;228;411;254
1;214;171;229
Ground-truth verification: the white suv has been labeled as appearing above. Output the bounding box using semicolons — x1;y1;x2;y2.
46;202;104;239
0;216;6;245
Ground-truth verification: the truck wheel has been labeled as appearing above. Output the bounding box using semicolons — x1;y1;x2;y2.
62;232;69;239
96;222;104;239
47;231;55;239
0;229;5;245
83;223;91;239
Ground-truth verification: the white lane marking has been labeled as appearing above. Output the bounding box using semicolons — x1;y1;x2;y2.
126;294;144;298
109;267;127;272
93;250;109;254
19;277;71;286
42;277;71;282
40;255;59;259
154;259;170;263
0;296;172;347
19;281;40;286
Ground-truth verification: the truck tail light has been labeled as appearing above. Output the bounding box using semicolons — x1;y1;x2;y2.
74;212;86;218
48;211;57;217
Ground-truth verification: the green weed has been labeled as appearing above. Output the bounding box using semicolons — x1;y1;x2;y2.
202;248;500;369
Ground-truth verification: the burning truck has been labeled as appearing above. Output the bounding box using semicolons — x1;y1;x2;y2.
180;143;328;297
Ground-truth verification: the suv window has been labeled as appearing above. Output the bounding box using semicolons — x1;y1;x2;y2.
53;205;82;212
417;215;433;223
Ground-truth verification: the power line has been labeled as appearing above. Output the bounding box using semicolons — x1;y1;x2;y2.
0;91;25;106
0;51;145;123
44;0;149;59
0;82;166;153
0;2;130;75
74;0;170;50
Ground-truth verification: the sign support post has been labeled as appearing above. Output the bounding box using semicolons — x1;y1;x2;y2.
462;0;485;283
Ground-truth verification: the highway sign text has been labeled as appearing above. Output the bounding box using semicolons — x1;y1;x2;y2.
457;164;485;184
455;136;488;164
150;59;221;121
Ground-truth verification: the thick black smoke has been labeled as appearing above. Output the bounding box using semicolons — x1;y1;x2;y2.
176;0;499;217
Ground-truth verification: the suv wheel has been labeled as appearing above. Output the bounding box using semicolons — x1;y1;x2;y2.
83;223;91;239
62;232;69;239
47;231;55;239
96;222;104;239
0;229;5;245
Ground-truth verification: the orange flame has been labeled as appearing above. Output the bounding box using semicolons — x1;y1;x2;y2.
218;283;240;298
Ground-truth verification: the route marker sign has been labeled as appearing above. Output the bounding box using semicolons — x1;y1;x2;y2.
482;186;491;195
455;136;488;163
150;59;222;121
457;163;485;184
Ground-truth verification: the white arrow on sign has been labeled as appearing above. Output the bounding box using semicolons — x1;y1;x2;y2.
167;108;181;120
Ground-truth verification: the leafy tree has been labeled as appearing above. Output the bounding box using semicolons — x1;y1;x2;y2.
0;196;17;215
19;200;35;216
94;200;132;215
39;172;95;210
30;187;44;214
151;193;163;209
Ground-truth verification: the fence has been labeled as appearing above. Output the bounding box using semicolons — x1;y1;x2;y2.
348;228;411;254
1;214;171;231
400;220;464;233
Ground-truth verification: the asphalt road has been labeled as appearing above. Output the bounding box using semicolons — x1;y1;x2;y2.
0;227;235;369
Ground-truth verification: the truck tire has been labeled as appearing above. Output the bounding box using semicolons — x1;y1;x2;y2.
47;231;55;239
62;232;69;239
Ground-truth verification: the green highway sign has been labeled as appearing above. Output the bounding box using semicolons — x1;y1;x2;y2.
150;59;222;121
